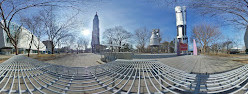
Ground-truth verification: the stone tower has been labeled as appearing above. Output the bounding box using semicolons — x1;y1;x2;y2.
91;12;100;53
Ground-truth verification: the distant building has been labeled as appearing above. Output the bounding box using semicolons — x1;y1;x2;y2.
0;21;46;54
42;40;53;54
91;12;100;53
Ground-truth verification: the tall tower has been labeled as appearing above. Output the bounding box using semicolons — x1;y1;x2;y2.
175;6;188;53
91;12;100;53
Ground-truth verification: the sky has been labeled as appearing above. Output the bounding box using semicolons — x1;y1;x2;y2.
15;0;247;50
69;0;245;50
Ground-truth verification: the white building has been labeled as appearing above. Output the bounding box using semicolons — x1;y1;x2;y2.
0;21;46;54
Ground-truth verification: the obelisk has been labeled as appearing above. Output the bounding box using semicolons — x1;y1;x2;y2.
193;39;197;55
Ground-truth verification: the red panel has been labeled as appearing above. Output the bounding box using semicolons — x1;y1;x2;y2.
180;43;188;51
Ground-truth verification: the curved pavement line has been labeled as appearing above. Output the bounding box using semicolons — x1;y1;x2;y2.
0;55;247;94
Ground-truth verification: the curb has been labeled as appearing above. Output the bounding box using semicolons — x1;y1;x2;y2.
96;60;105;64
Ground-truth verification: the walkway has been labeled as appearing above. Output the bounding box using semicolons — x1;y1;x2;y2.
134;54;245;73
46;53;101;67
0;55;248;93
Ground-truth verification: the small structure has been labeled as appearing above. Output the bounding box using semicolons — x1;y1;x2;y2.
42;40;53;54
193;39;197;55
149;29;161;53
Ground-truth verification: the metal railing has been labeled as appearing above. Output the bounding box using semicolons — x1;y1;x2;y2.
0;55;247;94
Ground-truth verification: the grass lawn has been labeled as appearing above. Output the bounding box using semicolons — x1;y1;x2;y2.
27;53;71;61
233;59;248;64
206;53;248;64
0;55;13;63
206;53;247;57
0;53;71;63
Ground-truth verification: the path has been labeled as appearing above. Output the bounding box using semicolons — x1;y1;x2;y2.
46;53;101;67
133;54;245;73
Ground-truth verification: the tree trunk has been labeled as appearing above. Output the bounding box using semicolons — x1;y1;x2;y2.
52;45;55;54
77;48;79;54
203;45;207;54
51;41;55;54
119;41;121;52
14;46;18;55
244;25;248;54
28;35;34;57
37;38;41;55
37;46;40;55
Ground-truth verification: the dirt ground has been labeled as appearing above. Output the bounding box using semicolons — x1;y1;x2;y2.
45;53;101;67
28;53;71;61
0;53;70;63
206;53;248;64
0;55;13;63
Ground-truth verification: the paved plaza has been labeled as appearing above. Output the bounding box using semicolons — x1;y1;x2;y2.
156;54;245;73
45;53;101;67
0;55;248;94
134;53;246;73
45;53;246;74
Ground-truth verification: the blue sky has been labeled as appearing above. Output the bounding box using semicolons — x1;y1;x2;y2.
15;0;246;50
72;0;245;50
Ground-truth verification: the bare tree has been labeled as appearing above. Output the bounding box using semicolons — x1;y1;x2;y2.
40;6;78;54
211;43;221;54
77;38;83;53
161;41;169;53
222;40;232;54
134;27;150;53
190;0;248;27
103;26;132;52
77;37;89;52
191;24;222;53
0;0;73;55
189;0;248;52
82;39;89;51
103;28;115;52
21;16;45;56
